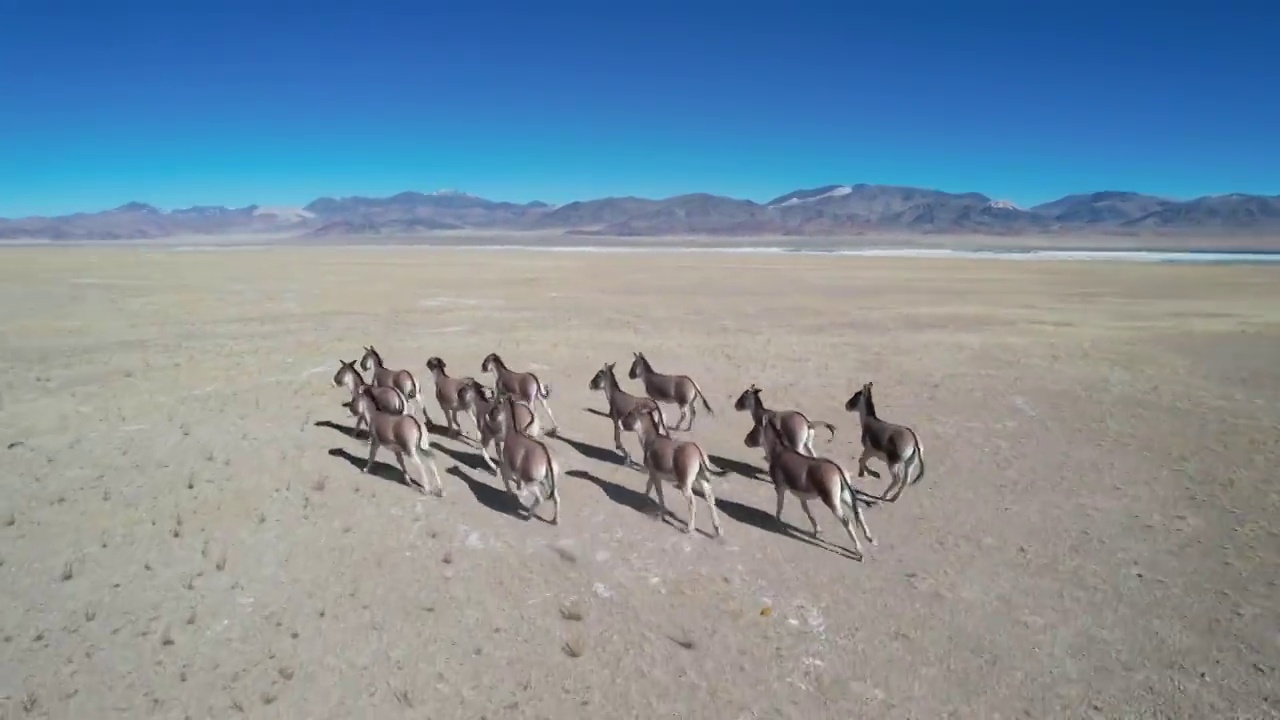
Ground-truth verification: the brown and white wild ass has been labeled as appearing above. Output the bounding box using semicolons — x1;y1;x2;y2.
358;345;428;422
479;396;562;524
844;381;925;503
588;362;664;467
424;356;482;443
470;386;540;474
332;359;408;434
745;415;876;561
348;393;445;497
626;351;714;431
733;384;836;459
620;404;726;537
480;353;558;435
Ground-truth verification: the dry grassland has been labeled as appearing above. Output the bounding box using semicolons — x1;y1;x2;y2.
1;247;1278;719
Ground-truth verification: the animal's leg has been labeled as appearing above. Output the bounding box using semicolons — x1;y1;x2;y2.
613;420;632;466
837;507;865;561
685;402;697;432
363;439;381;472
393;450;416;490
803;429;817;457
479;440;500;474
885;465;907;502
684;483;698;535
499;465;516;495
858;449;883;479
548;476;561;525
850;498;875;546
698;476;723;537
774;485;787;526
800;498;822;537
538;395;559;435
353;414;366;436
408;452;431;496
652;473;669;519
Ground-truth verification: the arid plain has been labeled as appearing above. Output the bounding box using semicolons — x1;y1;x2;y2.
1;246;1278;719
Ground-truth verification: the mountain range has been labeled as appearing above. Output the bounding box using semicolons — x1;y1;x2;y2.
2;186;1278;241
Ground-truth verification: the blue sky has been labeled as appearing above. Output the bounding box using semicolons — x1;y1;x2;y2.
0;2;1275;217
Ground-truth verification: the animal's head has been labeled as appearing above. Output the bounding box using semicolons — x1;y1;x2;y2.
425;356;446;373
467;379;495;402
626;352;647;380
743;414;778;451
480;352;501;373
332;359;358;388
484;400;510;433
358;346;377;370
845;381;873;413
733;384;763;412
588;362;616;391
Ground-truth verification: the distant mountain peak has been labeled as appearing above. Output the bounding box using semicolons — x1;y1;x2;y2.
112;201;161;214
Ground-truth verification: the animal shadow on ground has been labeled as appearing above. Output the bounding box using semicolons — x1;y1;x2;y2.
326;448;423;492
445;466;532;522
582;407;610;420
712;495;858;560
430;441;490;474
552;433;630;469
708;454;767;482
565;469;694;534
314;419;368;442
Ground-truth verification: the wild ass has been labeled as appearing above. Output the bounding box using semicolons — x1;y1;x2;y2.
627;351;714;432
844;381;925;503
588;362;664;467
733;384;836;459
620;404;726;537
745;416;876;561
347;394;445;497
358;345;429;422
469;385;539;474
424;356;482;442
479;397;562;524
331;359;408;434
480;353;558;435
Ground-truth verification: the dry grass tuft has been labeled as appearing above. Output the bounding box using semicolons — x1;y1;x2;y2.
60;560;74;582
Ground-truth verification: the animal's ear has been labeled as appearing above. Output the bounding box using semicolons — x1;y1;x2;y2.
866;381;874;390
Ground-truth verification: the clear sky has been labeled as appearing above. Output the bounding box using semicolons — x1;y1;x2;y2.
0;2;1276;217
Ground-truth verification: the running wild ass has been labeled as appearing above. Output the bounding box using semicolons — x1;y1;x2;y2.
332;359;408;434
745;415;877;561
359;345;428;422
844;381;926;503
480;353;558;435
480;395;562;524
472;387;540;474
588;362;664;467
348;393;445;497
424;356;482;443
627;351;714;431
620;404;726;537
733;384;836;459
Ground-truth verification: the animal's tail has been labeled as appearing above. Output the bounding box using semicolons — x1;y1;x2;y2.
392;387;411;415
532;373;551;399
689;378;714;416
695;444;729;477
835;462;881;509
544;445;560;503
906;428;926;486
811;420;837;440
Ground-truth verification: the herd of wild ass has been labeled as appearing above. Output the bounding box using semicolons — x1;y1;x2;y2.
330;346;926;561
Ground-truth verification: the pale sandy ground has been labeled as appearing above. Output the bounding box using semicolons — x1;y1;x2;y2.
1;247;1279;720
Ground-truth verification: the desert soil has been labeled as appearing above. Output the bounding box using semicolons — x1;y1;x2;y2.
1;247;1278;719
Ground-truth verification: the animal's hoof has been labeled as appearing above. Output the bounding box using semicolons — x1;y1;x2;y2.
551;518;560;526
868;537;878;546
362;465;372;473
685;527;695;535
